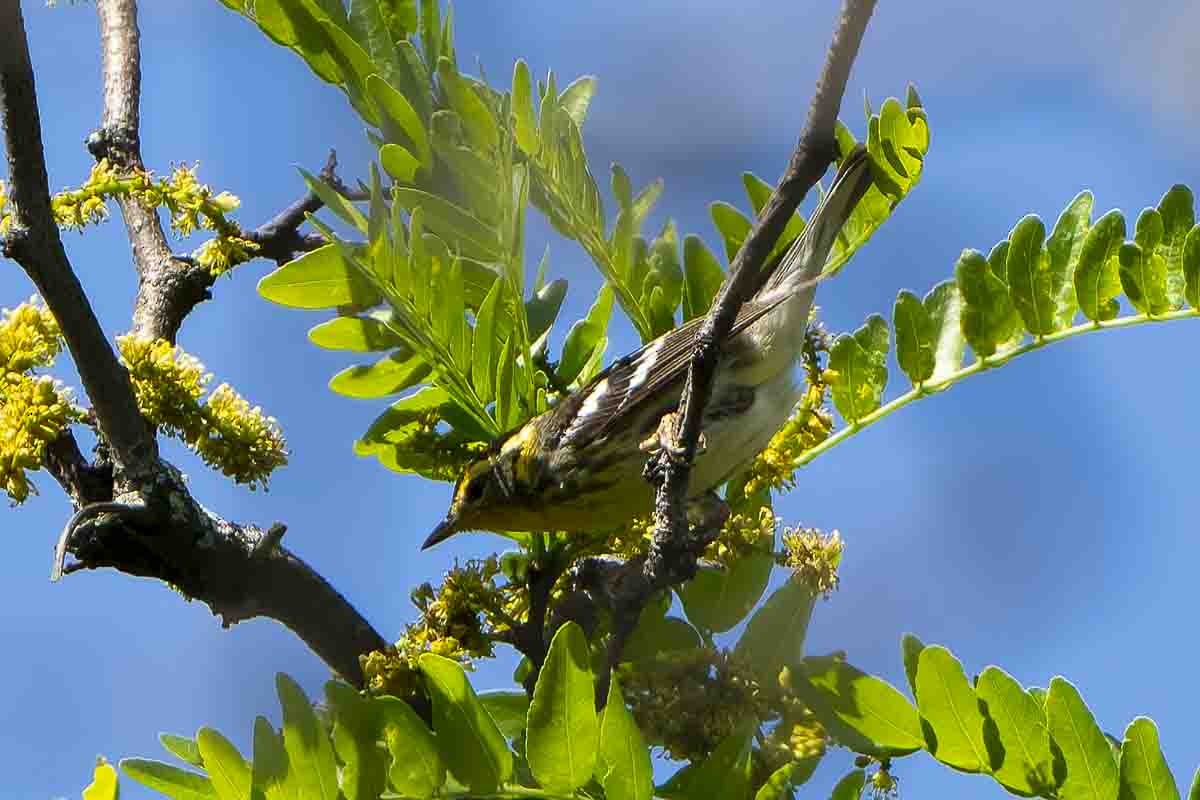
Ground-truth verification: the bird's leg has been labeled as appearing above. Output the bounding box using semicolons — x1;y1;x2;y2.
686;489;730;544
639;410;707;458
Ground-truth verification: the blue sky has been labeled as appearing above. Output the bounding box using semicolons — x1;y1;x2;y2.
4;1;1199;797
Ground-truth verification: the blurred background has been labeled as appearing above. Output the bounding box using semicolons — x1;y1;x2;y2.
3;1;1198;796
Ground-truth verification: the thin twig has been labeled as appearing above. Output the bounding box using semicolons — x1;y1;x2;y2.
614;0;879;669
0;1;157;478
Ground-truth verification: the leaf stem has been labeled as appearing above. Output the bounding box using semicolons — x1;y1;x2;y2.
794;309;1200;467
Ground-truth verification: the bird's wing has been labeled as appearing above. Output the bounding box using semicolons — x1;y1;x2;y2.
557;298;785;448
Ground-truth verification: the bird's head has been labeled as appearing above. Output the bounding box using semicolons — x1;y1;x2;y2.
423;429;536;549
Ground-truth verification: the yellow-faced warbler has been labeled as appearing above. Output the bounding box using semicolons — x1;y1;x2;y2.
424;147;873;548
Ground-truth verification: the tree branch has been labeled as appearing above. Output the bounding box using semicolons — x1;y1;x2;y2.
62;509;388;686
607;0;878;668
0;0;389;688
0;1;157;479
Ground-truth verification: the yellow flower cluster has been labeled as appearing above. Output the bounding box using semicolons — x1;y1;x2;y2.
704;505;776;567
47;160;258;276
360;648;422;699
0;179;12;237
779;527;843;597
0;300;78;504
744;326;835;495
392;556;526;671
620;648;774;763
117;335;287;488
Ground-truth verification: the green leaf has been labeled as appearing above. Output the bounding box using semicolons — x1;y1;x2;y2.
754;756;821;800
512;60;538;155
472;279;503;400
159;734;204;768
830;769;867;800
623;611;701;666
660;722;754;800
682;235;725;321
195;728;251;800
419;653;512;792
527;622;599;793
1118;717;1179;800
1155;185;1194;309
258;244;380;309
120;759;216;800
599;675;654;800
901;633;925;697
559;75;597;127
914;645;992;773
893;290;932;384
479;691;530;739
277;673;339;800
368;74;430;166
558;285;614;386
419;0;439;69
300;167;369;232
1074;210;1126;322
1006;214;1065;335
437;58;498;153
955;247;1023;358
495;336;517;430
380;143;420;183
393;188;502;262
796;656;924;757
377;695;446;799
83;759;119;800
324;683;387;800
711;201;752;262
829;314;889;423
251;717;292;800
1122;215;1173;315
976;666;1055;796
734;577;816;683
1188;767;1200;800
678;552;774;634
526;278;569;343
1045;677;1118;800
1044;191;1092;326
1183;225;1200;309
308;315;406;352
347;1;401;87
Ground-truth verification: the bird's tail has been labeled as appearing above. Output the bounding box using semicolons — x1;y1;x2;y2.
757;145;874;298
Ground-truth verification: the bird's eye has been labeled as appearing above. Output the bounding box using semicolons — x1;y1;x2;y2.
464;479;485;503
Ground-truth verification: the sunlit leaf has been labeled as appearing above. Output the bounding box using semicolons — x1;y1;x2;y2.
527;622;598;793
277;674;338;800
1118;717;1179;800
734;578;815;683
914;646;992;773
599;675;654;800
829;314;889;423
196;728;251;800
82;759;119;800
120;759;215;800
419;653;512;792
1045;677;1118;800
377;695;445;799
258;244;380;309
976;666;1055;797
1074;210;1126;322
796;655;923;757
955;247;1023;358
682;235;726;321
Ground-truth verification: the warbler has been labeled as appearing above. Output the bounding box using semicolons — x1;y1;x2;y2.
424;146;873;549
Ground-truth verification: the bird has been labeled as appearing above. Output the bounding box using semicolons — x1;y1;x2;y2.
424;146;873;549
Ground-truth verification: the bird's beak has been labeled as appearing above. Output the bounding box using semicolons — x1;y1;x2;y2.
422;515;458;550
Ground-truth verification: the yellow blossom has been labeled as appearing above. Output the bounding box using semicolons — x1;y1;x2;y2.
780;527;843;596
117;335;287;489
